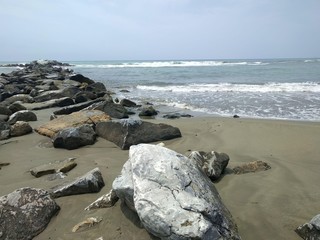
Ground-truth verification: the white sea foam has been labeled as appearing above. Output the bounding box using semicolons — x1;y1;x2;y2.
73;60;268;68
136;82;320;93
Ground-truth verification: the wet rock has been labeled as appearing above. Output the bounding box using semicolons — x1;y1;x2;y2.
49;167;105;198
188;150;230;180
30;157;77;178
138;106;158;117
163;113;193;119
70;74;95;84
72;217;103;232
10;121;33;137
85;189;119;210
295;214;320;239
8;110;37;124
96;119;182;150
35;110;111;138
112;144;241;239
120;99;137;107
232;160;271;174
0;187;60;240
53;124;96;150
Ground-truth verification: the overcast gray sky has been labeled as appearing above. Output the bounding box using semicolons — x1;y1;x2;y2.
1;0;319;61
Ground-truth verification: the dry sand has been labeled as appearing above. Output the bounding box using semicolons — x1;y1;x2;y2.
1;108;319;239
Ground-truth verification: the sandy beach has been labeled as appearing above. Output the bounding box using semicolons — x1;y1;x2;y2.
1;108;319;240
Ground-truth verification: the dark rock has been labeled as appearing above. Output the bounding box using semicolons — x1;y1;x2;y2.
0;114;9;122
24;97;74;110
90;101;128;119
53;124;96;150
30;157;77;178
0;162;10;170
70;74;95;84
53;98;104;115
49;167;105;198
0;187;60;240
73;91;97;103
8;102;27;113
119;89;130;93
120;98;137;107
74;94;88;104
295;214;320;239
139;106;158;117
188;150;229;180
10;121;33;137
163;113;193;119
232;160;271;174
112;144;241;239
86;82;106;93
0;92;13;102
0;105;12;116
34;87;80;102
233;114;240;118
0;122;11;140
8;110;37;124
35;110;111;138
96;119;182;150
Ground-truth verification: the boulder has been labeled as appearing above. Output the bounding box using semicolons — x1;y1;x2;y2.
8;101;27;113
138;106;158;117
53;98;104;115
120;98;137;107
10;121;33;137
90;101;129;119
2;94;34;105
35;110;111;138
0;187;60;240
188;150;230;180
8;110;37;124
73;91;97;103
85;189;119;210
53;124;96;150
70;74;95;84
86;82;106;93
295;214;320;239
30;157;77;178
0;122;10;140
112;144;241;239
0;105;12;115
49;167;105;198
24;97;74;110
96;119;182;150
34;87;80;102
232;160;271;174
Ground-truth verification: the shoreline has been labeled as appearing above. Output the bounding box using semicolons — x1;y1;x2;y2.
1;107;320;239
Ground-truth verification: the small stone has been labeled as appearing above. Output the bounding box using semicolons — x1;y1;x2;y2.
232;160;271;174
72;217;102;232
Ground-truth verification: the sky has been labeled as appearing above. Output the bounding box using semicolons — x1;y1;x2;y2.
0;0;319;61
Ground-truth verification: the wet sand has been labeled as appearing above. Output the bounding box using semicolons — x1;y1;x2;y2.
1;108;319;239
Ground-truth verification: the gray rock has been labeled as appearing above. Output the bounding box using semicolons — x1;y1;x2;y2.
30;157;77;178
120;98;137;107
70;74;95;84
0;122;11;140
90;101;128;119
188;150;230;180
296;214;320;239
8;110;37;124
34;87;80;102
53;124;96;150
0;114;9;122
50;167;105;198
86;82;106;93
96;119;182;150
8;101;27;113
24;97;74;110
85;189;119;210
10;121;33;137
0;105;12;115
53;98;104;115
0;187;60;240
138;106;158;117
112;144;241;240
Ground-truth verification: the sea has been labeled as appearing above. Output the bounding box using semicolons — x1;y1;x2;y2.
1;58;320;121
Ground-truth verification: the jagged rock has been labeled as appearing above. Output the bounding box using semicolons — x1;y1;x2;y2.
295;214;320;239
53;124;96;150
35;110;111;138
72;217;103;233
112;144;241;239
24;97;74;110
70;74;95;84
0;187;60;240
232;160;271;174
10;121;33;137
120;99;137;107
90;101;128;119
49;167;105;198
96;119;182;150
0;122;10;140
138;106;158;117
85;189;119;210
30;157;77;178
188;150;229;180
53;98;104;115
8;101;27;113
8;110;37;124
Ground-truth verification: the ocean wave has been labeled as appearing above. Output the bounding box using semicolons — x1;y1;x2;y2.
72;60;269;68
136;82;320;93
